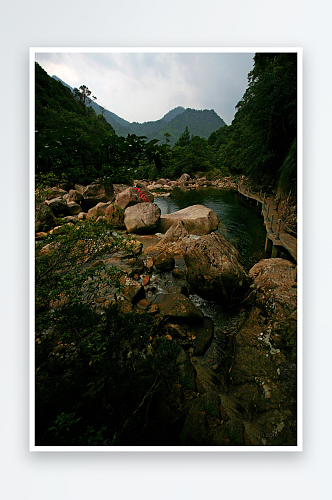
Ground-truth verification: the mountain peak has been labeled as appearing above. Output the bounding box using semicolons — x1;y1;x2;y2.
50;74;226;145
161;106;185;122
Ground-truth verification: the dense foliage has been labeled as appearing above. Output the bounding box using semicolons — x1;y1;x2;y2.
35;63;167;186
34;54;298;445
208;53;298;195
36;54;297;193
103;108;225;147
35;220;182;446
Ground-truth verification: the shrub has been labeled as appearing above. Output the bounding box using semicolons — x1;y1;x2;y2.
35;219;182;446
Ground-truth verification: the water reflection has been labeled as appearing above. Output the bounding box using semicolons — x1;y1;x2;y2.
154;187;266;271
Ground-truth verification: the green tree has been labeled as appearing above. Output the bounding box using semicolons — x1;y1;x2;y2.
35;63;160;186
164;132;171;144
175;126;191;147
73;85;97;113
169;135;214;177
207;52;297;193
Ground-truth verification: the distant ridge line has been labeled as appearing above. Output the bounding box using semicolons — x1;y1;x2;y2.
51;75;226;145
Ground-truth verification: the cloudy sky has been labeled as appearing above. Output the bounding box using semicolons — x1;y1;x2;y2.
34;50;254;125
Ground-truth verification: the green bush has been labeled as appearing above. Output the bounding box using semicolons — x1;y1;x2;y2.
35;219;182;446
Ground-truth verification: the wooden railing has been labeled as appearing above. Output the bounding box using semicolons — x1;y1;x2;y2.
237;178;297;265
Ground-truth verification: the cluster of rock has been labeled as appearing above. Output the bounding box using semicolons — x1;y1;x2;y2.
35;176;297;446
92;247;297;445
224;258;297;446
35;175;226;237
35;181;116;233
136;173;237;196
35;180;156;235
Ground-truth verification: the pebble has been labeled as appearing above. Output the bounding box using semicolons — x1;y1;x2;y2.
142;275;150;286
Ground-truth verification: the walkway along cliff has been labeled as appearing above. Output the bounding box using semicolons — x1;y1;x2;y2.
237;179;297;278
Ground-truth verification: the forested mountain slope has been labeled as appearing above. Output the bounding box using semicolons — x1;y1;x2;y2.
208;52;297;196
51;74;226;145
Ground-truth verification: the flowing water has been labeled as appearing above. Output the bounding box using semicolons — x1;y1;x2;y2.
153;187;269;375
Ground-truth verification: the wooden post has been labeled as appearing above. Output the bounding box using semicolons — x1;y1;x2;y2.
276;219;281;240
265;235;272;253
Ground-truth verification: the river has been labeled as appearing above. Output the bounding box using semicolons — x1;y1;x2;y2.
154;187;267;271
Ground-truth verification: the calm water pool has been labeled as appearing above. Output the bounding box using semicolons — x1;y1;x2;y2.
154;187;267;271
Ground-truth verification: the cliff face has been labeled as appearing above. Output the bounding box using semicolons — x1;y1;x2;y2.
275;190;297;235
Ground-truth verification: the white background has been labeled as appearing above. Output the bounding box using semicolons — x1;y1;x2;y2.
1;1;330;498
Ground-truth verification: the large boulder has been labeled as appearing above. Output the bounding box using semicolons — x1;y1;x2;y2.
227;305;297;445
157;293;203;321
74;184;86;194
119;275;145;303
45;197;67;215
178;173;190;185
115;186;154;210
143;220;192;257
104;204;125;228
184;233;249;305
35;203;56;232
191;317;214;356
44;187;68;200
158;204;219;235
86;201;112;219
82;182;115;209
66;201;82;216
124;202;161;234
155;251;175;272
156;178;167;185
65;189;83;203
248;258;297;334
249;258;296;290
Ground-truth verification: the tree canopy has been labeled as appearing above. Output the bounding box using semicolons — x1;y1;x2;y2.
35;63;167;186
35;54;298;195
208;52;298;195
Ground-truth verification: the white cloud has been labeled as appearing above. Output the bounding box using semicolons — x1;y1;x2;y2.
35;51;254;124
40;62;80;86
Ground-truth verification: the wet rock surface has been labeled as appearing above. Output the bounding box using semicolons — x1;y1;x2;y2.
94;239;297;446
143;219;191;257
184;232;249;306
158;204;219;235
35;179;297;447
115;185;154;209
156;293;203;320
124;202;161;234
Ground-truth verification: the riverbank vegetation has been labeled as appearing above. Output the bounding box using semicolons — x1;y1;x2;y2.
34;53;298;446
35;220;183;445
208;53;297;199
35;52;297;198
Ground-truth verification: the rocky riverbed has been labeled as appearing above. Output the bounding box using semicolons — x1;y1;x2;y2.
35;175;297;447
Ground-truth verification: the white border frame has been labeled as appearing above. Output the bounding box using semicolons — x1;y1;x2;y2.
29;47;303;452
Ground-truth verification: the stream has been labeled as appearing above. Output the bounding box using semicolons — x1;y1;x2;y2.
147;188;269;390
